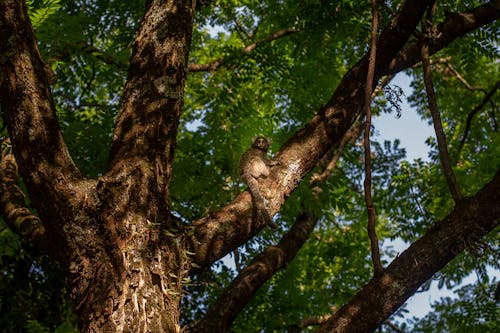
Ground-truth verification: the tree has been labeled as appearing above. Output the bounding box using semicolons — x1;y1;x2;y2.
0;0;499;332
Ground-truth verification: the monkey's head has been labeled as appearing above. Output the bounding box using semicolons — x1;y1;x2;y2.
252;136;270;152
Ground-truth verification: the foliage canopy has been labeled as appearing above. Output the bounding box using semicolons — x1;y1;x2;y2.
0;0;498;332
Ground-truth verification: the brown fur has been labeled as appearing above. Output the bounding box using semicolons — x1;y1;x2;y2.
239;137;278;229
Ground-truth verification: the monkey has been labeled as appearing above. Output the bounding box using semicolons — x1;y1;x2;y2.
239;136;278;229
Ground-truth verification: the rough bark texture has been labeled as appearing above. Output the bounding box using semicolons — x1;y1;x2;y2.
386;0;500;76
1;0;195;332
68;0;195;331
189;0;435;269
187;0;499;271
190;212;318;333
0;0;83;259
0;0;499;332
0;151;46;247
317;170;500;332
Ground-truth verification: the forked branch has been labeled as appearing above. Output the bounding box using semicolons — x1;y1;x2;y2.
188;27;296;72
189;212;318;333
191;116;367;331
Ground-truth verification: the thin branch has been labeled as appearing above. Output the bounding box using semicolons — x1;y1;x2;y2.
190;0;434;270
310;120;363;185
193;111;362;331
364;0;383;277
47;41;129;71
384;320;406;333
233;18;251;42
412;56;452;69
457;81;500;156
78;61;97;107
445;63;488;93
190;0;496;271
309;73;395;185
316;169;500;332
187;27;296;72
0;143;47;249
420;2;463;203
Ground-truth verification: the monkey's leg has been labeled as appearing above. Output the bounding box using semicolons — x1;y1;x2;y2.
246;177;278;229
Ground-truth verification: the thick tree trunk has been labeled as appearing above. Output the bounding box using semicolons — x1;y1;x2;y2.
0;1;195;332
65;208;188;333
44;171;193;332
1;0;499;332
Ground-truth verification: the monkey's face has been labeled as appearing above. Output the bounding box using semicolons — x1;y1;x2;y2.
252;136;269;151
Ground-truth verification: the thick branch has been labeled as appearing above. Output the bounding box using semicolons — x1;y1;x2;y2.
0;0;81;190
0;150;47;249
187;28;296;72
190;0;498;271
385;0;500;76
189;212;318;333
317;169;500;332
108;0;195;207
190;0;434;270
191;114;362;330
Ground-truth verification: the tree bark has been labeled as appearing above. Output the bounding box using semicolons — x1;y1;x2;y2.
188;0;499;271
1;0;499;332
317;169;500;332
190;212;318;332
1;0;195;332
189;0;435;269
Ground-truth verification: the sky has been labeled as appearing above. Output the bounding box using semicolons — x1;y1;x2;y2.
206;24;498;326
373;73;434;161
374;73;500;321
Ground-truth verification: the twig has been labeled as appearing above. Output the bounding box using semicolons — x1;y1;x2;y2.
233;18;251;42
384;320;406;333
188;27;296;72
445;63;488;93
78;60;97;107
457;81;500;157
364;0;383;277
47;40;129;71
420;1;463;203
310;120;363;185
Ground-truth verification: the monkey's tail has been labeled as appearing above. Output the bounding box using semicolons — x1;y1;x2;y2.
245;177;278;229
